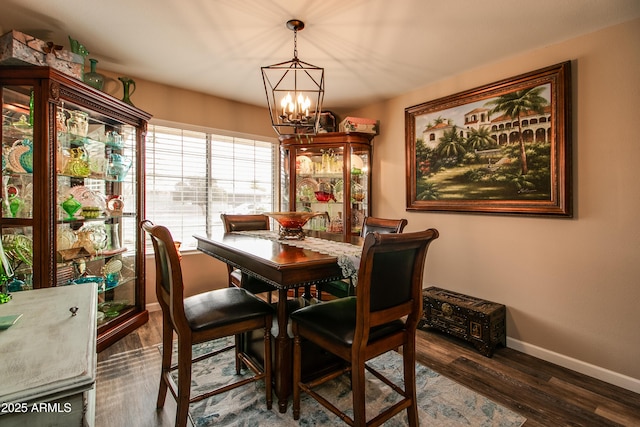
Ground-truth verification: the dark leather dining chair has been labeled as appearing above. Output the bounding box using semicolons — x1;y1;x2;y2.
220;213;274;302
317;216;408;300
291;228;439;426
141;220;274;427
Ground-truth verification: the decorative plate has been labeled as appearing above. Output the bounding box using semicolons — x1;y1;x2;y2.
296;178;319;202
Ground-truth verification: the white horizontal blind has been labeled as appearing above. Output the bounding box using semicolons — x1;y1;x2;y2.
145;124;276;249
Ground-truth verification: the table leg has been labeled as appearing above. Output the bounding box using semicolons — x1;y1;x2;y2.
274;287;292;413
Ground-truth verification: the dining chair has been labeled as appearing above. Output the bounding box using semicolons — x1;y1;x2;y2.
220;213;275;302
141;220;274;427
317;216;408;300
291;228;439;426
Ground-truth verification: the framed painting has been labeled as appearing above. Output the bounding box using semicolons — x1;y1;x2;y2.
405;61;572;217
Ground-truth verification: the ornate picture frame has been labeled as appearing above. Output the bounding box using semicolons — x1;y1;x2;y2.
405;61;572;217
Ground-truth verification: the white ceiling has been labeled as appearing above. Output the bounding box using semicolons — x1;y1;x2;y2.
2;0;639;110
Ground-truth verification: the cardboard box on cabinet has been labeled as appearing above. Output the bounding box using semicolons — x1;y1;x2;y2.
339;117;379;135
0;30;84;80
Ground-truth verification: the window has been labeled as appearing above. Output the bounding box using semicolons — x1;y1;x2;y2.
145;122;278;249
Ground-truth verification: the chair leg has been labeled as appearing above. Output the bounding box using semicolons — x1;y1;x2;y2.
234;334;243;374
263;320;273;410
175;338;193;427
403;342;419;427
156;315;173;409
351;355;367;426
292;333;302;420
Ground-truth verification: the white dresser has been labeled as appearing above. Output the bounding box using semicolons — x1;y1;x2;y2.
0;285;97;427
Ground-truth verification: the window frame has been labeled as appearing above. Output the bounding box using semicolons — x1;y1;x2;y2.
144;119;279;250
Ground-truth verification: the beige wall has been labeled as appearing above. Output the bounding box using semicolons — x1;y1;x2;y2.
94;71;277;308
352;18;640;391
113;18;639;392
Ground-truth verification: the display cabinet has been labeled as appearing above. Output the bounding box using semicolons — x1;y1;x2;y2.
0;66;151;351
280;132;373;242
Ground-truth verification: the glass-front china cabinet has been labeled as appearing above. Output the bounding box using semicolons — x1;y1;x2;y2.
0;66;151;351
280;132;374;242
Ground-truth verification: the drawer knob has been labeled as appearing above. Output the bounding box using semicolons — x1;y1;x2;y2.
441;303;453;316
70;306;79;316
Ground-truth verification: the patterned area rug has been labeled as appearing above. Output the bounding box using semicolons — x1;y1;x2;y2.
164;338;526;427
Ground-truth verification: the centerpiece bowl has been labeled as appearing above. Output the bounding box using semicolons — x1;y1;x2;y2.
265;211;323;240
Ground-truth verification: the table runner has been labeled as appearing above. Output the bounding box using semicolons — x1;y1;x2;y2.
233;230;362;284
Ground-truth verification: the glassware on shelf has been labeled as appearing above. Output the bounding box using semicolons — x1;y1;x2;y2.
63;147;91;177
81;206;101;219
106;195;124;216
79;223;108;252
61;194;82;220
67;185;106;213
7;139;32;173
66;110;89;137
11;115;32;135
314;181;336;202
8;194;23;218
73;230;96;255
105;131;123;148
57;227;77;251
18;140;33;173
56;109;68;133
105;153;132;182
328;212;344;233
0;236;14;302
105;223;120;249
1;234;33;268
85;141;107;178
102;258;123;290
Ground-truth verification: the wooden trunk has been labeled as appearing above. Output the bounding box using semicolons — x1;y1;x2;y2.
420;286;506;357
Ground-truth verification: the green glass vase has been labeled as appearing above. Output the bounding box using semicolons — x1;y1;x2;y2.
84;59;105;90
118;76;136;106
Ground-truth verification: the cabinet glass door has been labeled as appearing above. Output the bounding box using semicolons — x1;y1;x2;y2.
295;146;344;234
282;133;373;242
349;146;369;236
1;85;35;293
55;102;138;329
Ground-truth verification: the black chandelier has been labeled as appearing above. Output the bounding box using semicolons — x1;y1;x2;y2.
261;19;325;136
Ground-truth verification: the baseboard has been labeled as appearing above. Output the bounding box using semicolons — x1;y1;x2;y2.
507;337;640;394
142;301;639;394
145;302;161;312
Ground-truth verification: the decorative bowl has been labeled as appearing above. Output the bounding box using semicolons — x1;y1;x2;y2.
314;191;336;202
265;211;324;240
81;206;102;218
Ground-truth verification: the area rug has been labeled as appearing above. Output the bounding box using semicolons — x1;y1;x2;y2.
165;338;526;427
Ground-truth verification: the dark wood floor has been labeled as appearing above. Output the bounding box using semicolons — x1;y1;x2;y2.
98;309;640;427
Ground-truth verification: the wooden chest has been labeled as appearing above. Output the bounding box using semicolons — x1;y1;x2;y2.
419;286;506;357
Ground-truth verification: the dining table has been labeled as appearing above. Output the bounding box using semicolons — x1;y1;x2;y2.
194;230;363;413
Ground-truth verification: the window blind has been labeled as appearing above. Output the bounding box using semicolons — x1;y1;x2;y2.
145;124;277;249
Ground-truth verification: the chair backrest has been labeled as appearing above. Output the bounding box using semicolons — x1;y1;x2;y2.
140;220;188;330
361;216;408;236
354;229;438;346
221;214;270;232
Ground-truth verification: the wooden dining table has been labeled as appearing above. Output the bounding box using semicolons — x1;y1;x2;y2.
194;230;361;413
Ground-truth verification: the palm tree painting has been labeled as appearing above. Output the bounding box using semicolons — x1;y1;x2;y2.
485;87;549;175
405;62;572;216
